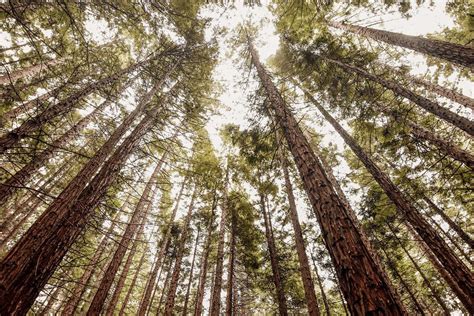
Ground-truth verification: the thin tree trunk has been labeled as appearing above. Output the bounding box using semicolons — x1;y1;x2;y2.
88;155;166;315
0;56;155;154
260;194;288;316
387;223;450;314
61;209;122;315
309;253;331;316
225;212;236;316
157;257;174;315
137;176;188;316
0;98;111;206
0;95;168;314
278;146;320;315
0;58;62;86
163;190;197;316
303;87;474;311
194;194;217;316
210;167;230;316
329;21;474;69
323;57;474;136
182;227;201;316
248;39;406;315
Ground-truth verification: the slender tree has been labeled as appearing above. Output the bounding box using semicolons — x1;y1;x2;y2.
182;227;201;316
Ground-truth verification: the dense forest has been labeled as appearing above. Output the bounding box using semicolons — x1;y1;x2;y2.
0;0;472;315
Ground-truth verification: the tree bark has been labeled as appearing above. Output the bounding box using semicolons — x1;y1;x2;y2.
163;189;197;316
303;87;474;311
248;39;406;315
61;209;122;315
278;146;320;315
182;227;201;316
194;194;217;316
210;167;230;316
329;21;474;69
260;194;288;316
88;154;166;315
0;58;62;86
0;98;111;206
323;57;474;136
137;177;188;316
309;253;331;316
157;256;174;314
0;96;167;315
225;210;236;316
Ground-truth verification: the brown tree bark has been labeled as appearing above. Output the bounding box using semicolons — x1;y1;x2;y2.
329;21;474;69
309;253;331;316
157;255;174;314
248;39;406;315
88;155;166;315
260;194;289;316
387;224;450;314
163;190;197;316
0;58;62;86
0;56;155;154
278;146;320;315
323;57;474;136
0;96;167;314
303;87;474;311
194;194;217;316
137;176;188;316
0;99;111;206
182;227;201;316
210;167;230;316
225;211;236;316
61;208;122;315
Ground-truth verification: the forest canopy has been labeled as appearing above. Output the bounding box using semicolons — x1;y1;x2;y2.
0;0;472;315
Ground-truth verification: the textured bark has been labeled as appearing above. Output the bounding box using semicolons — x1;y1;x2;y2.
387;224;450;314
0;99;110;206
248;39;406;315
194;195;217;316
304;88;474;310
407;121;474;169
373;235;425;315
61;209;121;315
324;57;474;136
225;212;236;316
137;177;187;316
0;57;152;154
88;155;165;315
260;194;288;316
0;98;166;314
278;147;320;316
309;253;331;316
210;167;230;316
0;58;62;86
182;228;200;316
329;21;474;69
163;190;197;316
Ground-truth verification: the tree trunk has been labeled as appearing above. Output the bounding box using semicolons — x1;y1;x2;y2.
88;154;166;315
0;56;155;154
372;234;425;315
323;57;474;136
278;146;320;315
309;253;331;316
248;39;406;315
210;167;230;316
0;97;167;315
0;58;62;86
225;210;236;316
163;190;197;316
194;194;217;316
157;256;174;315
260;194;288;316
329;21;474;69
182;227;201;316
0;99;111;206
61;208;122;315
387;223;450;314
137;176;188;316
303;87;474;311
